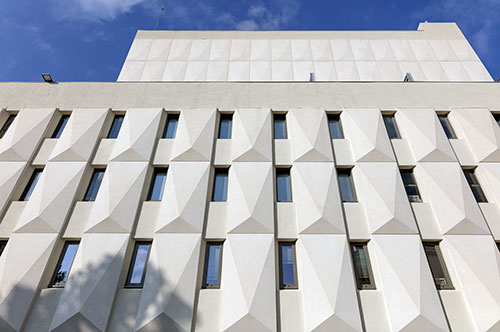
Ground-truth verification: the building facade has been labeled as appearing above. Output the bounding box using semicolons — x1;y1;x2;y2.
0;22;499;332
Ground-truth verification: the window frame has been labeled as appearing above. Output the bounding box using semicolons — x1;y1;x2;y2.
83;168;106;202
162;113;179;139
49;241;80;288
400;168;422;203
422;242;454;290
278;241;298;290
463;168;488;203
51;114;71;139
202;241;224;289
125;241;152;288
276;167;292;202
350;242;376;290
382;113;401;139
273;113;288;139
437;113;457;139
327;113;344;139
218;113;233;139
19;168;43;201
146;168;168;201
107;114;125;139
0;113;17;139
337;168;357;203
212;168;229;202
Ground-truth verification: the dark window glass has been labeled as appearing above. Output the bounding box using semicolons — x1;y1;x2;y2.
202;242;223;289
338;168;357;202
274;114;287;139
20;169;43;201
107;114;124;139
351;243;376;289
0;114;16;139
163;114;179;139
276;168;292;202
218;114;233;139
463;169;487;203
279;242;297;289
212;169;229;201
0;240;7;256
401;169;422;203
147;168;168;201
423;242;454;289
126;242;151;287
383;114;401;139
438;114;457;139
328;114;344;139
84;169;105;201
52;114;70;138
49;242;79;287
494;114;500;127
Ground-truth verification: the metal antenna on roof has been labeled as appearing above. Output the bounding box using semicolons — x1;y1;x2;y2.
154;7;165;30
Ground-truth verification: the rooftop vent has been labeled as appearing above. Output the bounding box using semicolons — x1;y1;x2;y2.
404;73;414;82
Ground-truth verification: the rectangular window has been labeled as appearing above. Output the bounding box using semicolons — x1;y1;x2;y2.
107;114;125;139
163;114;179;139
383;114;401;139
438;114;457;139
212;169;229;202
423;242;453;290
0;114;16;139
351;243;376;289
49;242;79;288
337;168;357;202
125;242;151;288
494;114;500;127
84;169;105;201
202;242;223;289
327;113;344;139
274;113;287;139
52;114;70;138
400;169;422;203
279;242;298;289
0;240;7;256
218;113;233;139
147;168;168;201
463;169;487;203
276;168;292;202
20;169;43;201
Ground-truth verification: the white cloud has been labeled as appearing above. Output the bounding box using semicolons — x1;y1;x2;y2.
236;19;260;30
50;0;150;21
415;0;500;55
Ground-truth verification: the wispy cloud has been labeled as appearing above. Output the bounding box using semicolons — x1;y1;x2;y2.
415;0;500;54
49;0;151;21
234;0;301;30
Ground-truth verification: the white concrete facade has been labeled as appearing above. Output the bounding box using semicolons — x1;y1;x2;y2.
0;23;499;332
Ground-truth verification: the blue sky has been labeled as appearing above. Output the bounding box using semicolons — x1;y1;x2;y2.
1;0;499;82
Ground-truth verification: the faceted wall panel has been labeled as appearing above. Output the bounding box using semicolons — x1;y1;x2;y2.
370;235;449;332
416;163;490;235
226;162;274;234
0;108;54;161
170;108;216;162
397;109;456;162
353;163;418;234
0;162;25;213
49;108;108;162
292;163;345;234
231;108;272;162
49;233;129;332
288;109;333;162
85;162;148;233
298;235;363;331
155;162;210;233
342;109;395;162
220;235;276;332
135;234;201;332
